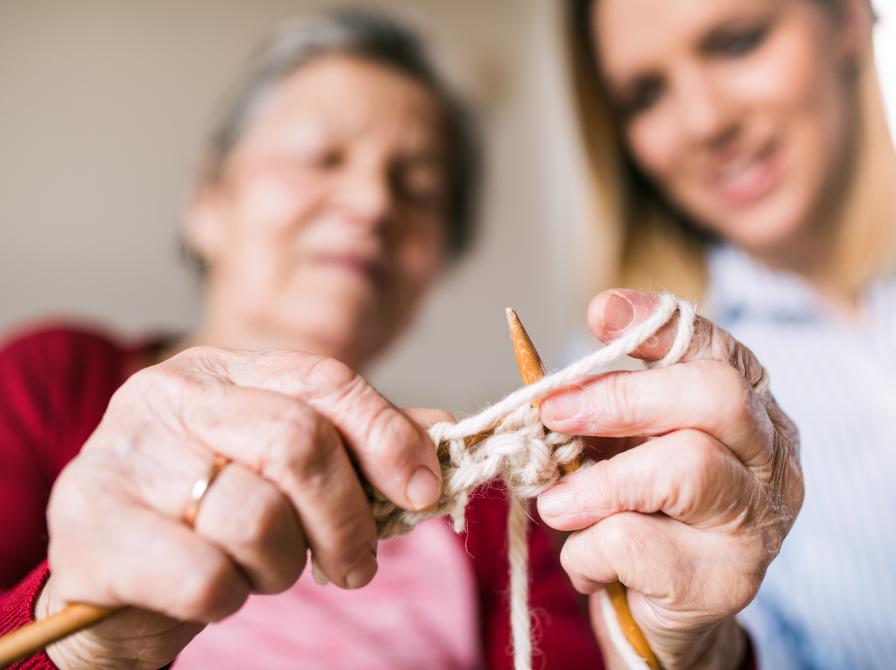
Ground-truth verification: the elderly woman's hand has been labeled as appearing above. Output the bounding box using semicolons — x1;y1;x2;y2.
537;290;804;670
36;347;443;670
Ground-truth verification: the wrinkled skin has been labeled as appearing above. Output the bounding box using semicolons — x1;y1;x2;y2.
39;349;446;670
38;289;802;670
537;290;803;669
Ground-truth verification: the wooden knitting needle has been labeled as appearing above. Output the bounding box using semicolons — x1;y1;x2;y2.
505;308;661;670
0;602;115;666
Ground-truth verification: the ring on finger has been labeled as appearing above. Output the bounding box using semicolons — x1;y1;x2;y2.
183;454;230;528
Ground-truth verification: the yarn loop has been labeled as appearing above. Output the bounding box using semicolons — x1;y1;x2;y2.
374;404;582;538
369;294;698;670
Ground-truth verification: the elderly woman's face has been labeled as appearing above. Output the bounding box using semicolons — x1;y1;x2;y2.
190;55;449;364
594;0;855;255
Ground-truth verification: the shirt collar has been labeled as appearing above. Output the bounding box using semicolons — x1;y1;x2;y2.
704;244;824;324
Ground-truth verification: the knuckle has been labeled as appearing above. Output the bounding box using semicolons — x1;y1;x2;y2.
174;345;231;372
720;366;755;417
671;431;725;512
266;405;337;488
46;468;84;526
271;400;318;444
712;564;763;616
366;404;419;464
47;458;110;533
231;484;286;549
595;372;641;426
602;513;648;569
122;359;208;410
579;460;612;511
678;431;720;481
732;570;763;611
136;359;183;384
691;360;754;421
304;355;358;396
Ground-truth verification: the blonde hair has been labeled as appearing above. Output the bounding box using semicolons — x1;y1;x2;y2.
565;0;896;302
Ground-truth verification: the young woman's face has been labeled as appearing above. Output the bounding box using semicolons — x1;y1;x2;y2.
594;0;855;254
190;55;450;365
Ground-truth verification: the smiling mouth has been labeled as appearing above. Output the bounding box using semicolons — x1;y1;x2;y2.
709;141;781;207
312;253;387;285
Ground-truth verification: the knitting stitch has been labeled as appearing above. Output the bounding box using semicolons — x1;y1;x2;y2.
373;294;697;670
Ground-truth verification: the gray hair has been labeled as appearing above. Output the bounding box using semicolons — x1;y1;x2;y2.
205;7;481;257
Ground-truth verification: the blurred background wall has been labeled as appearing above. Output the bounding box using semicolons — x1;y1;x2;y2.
1;1;895;414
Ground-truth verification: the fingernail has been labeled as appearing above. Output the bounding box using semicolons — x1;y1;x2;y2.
542;388;583;422
604;292;634;332
406;466;441;511
344;553;378;589
311;559;329;586
538;484;575;518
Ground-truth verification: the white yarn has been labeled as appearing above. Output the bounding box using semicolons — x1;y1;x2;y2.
599;589;651;670
370;294;696;670
508;493;533;670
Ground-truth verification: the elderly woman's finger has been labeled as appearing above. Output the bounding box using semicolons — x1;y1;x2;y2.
192;463;307;594
403;407;456;428
559;512;762;632
540;362;775;469
558;512;690;597
586;289;767;390
48;465;250;623
171;386;378;589
174;348;442;513
537;430;764;531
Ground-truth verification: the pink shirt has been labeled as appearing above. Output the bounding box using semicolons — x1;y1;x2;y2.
175;518;481;670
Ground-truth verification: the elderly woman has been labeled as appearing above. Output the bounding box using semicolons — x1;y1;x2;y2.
564;0;895;667
0;8;801;670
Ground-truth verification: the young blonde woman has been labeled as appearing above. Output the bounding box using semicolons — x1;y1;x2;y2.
565;0;896;667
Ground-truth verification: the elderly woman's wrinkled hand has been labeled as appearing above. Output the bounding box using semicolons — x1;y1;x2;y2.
37;347;443;670
537;290;804;670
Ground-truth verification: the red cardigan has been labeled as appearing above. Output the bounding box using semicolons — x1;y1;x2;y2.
0;326;604;669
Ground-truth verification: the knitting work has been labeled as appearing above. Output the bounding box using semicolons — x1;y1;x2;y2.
373;294;697;670
373;294;696;538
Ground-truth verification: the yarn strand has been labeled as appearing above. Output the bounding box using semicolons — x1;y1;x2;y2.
508;493;532;670
369;294;696;670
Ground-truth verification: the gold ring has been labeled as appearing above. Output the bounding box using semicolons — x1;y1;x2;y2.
183;454;229;527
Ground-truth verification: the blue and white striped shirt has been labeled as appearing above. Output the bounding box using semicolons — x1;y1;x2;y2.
705;245;896;670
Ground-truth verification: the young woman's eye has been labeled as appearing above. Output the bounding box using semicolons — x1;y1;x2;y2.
708;25;768;57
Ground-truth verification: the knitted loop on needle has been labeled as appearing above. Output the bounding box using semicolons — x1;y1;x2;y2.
371;295;697;670
373;295;696;539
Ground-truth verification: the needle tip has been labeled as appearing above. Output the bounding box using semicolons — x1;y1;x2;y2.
505;308;545;384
